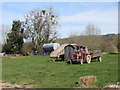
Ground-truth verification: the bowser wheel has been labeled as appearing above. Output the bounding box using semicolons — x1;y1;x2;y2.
86;55;91;64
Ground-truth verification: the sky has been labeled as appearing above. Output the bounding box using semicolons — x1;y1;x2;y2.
0;0;118;43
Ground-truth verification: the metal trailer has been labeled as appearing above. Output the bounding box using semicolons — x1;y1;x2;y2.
50;44;76;60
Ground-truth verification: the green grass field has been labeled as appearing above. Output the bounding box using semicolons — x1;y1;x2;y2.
2;54;118;88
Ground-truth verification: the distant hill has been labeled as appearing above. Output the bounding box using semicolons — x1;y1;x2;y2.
58;34;118;53
102;34;118;41
59;34;118;43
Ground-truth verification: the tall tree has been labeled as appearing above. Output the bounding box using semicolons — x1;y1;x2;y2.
23;8;59;53
4;20;24;54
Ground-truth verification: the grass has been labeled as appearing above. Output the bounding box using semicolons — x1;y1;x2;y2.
2;54;118;88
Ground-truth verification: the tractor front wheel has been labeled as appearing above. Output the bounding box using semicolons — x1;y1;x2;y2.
86;55;91;64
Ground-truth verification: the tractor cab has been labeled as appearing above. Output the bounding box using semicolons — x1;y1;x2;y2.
74;45;89;56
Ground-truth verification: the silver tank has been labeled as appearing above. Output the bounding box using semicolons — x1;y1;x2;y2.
42;43;60;51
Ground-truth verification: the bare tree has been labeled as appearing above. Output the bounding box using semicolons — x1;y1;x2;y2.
0;25;10;53
84;24;101;35
1;25;10;44
82;24;101;49
23;7;59;53
64;24;102;49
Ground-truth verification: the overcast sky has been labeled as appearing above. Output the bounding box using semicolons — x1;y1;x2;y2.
0;0;118;42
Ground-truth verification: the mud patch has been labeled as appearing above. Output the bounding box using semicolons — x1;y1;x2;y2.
9;57;17;59
0;80;33;88
104;82;120;88
7;56;24;59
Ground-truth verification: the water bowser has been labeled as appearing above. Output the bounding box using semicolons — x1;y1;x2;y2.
42;43;60;52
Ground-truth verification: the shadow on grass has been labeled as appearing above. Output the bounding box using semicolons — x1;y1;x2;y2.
48;59;64;62
109;53;120;54
48;58;100;65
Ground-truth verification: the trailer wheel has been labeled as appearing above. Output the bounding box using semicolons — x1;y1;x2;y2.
80;59;83;64
98;57;102;62
86;55;91;64
68;59;72;64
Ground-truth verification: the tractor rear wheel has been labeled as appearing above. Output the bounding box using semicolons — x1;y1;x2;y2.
86;55;91;64
98;57;102;62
